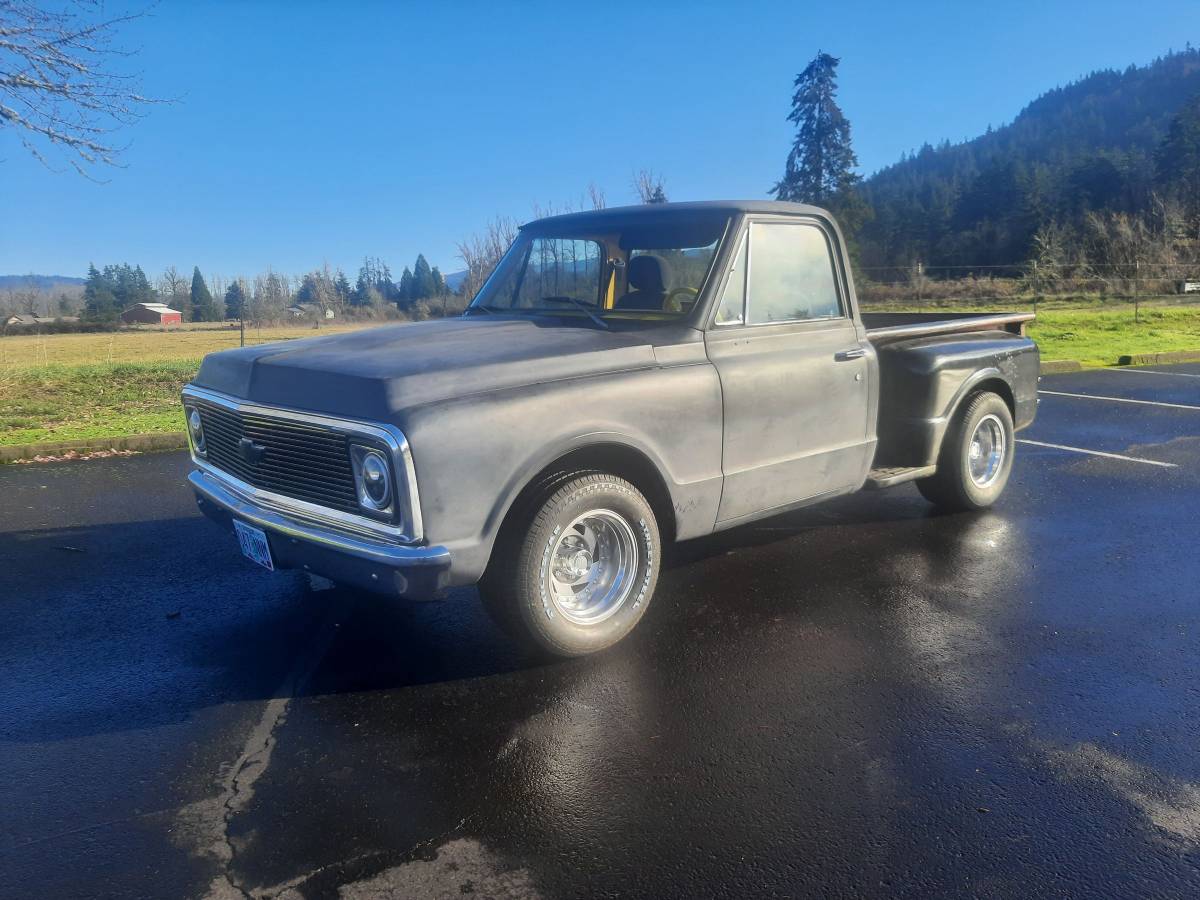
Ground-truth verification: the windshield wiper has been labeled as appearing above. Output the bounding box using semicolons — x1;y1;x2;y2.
541;296;609;330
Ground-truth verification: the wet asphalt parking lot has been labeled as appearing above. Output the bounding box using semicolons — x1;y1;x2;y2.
2;364;1199;899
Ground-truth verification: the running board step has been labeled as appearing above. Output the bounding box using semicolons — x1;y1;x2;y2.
864;465;937;489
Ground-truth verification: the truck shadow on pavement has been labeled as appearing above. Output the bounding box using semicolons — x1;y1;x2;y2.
0;489;1010;746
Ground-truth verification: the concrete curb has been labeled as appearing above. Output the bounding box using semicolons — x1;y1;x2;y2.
1117;349;1200;366
0;431;187;464
1039;359;1082;374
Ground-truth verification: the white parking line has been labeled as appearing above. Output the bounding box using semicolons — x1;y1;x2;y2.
1017;439;1178;468
1102;367;1200;379
1038;390;1200;411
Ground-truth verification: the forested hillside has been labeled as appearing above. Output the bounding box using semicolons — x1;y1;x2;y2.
858;49;1200;272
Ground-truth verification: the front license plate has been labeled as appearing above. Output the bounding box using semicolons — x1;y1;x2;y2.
233;520;274;571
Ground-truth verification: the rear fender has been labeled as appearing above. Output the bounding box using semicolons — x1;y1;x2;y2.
872;332;1037;468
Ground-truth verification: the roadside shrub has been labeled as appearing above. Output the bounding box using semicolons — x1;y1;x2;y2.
1;319;122;337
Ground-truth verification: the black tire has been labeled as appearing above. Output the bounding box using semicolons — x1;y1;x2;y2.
479;471;661;657
917;391;1015;511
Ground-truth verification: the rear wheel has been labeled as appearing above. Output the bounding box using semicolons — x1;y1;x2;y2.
480;471;661;657
917;391;1014;511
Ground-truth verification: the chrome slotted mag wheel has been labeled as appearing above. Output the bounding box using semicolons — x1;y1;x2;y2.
546;509;640;626
968;413;1006;487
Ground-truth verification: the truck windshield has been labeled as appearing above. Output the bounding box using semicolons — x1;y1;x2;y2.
469;213;729;323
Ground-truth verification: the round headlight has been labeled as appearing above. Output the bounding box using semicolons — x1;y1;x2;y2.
187;407;206;453
359;451;391;509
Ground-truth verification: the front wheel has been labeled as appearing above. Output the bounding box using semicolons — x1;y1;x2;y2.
480;472;661;657
917;391;1015;511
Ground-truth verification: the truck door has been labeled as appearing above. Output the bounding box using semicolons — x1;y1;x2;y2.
705;217;872;524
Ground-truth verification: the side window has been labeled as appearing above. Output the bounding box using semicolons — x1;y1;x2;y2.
713;231;747;325
746;223;842;324
515;238;602;307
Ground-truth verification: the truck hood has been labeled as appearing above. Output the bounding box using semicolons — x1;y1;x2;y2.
192;316;669;420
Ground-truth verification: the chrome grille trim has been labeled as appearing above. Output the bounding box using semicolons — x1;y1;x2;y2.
181;385;423;544
194;401;360;513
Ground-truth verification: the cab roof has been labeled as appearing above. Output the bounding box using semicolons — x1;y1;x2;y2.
521;199;831;231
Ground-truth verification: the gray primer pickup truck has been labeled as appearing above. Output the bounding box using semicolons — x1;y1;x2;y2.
184;201;1038;656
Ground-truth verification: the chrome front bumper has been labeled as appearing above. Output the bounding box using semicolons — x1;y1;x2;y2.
190;469;452;599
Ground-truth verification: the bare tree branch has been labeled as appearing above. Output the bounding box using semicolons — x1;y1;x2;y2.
456;216;519;300
632;169;668;204
587;181;606;210
0;1;163;176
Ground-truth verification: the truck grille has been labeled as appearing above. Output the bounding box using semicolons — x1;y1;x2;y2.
193;400;361;514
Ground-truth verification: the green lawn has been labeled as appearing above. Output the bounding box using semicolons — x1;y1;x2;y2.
1;360;197;446
1028;306;1200;365
2;306;1199;449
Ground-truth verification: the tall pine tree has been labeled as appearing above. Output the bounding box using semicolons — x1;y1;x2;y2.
398;267;414;304
224;280;247;320
83;263;119;321
190;267;220;321
412;254;436;300
333;269;353;307
1156;94;1200;236
772;52;861;212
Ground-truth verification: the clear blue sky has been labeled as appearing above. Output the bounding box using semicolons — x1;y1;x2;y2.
1;0;1195;281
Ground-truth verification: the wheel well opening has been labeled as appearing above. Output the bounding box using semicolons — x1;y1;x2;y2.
973;378;1015;418
504;444;677;544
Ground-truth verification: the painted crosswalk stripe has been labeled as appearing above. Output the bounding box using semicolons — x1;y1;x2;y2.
1038;390;1200;411
1017;439;1178;468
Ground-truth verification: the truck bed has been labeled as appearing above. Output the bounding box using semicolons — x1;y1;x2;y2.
861;311;1034;344
861;310;1040;480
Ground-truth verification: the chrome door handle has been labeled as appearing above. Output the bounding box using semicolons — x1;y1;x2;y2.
834;348;866;361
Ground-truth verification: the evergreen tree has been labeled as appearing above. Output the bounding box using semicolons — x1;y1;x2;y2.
772;52;861;208
647;184;668;204
353;256;396;306
398;267;414;304
127;265;155;304
224;280;247;320
190;266;220;321
333;269;353;307
295;272;320;303
431;265;446;295
1156;94;1200;233
83;262;154;320
83;263;119;321
412;254;436;300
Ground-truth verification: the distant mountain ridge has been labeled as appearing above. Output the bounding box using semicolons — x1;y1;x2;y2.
858;48;1200;269
0;274;86;291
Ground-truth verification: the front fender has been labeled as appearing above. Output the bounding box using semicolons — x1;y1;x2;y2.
396;363;725;585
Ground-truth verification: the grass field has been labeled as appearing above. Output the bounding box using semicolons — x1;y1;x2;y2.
0;321;369;368
0;322;380;447
1027;306;1200;365
2;308;1199;448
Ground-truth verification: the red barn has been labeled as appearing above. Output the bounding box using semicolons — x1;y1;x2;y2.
121;302;183;325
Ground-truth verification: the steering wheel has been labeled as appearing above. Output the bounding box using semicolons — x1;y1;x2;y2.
664;286;699;312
